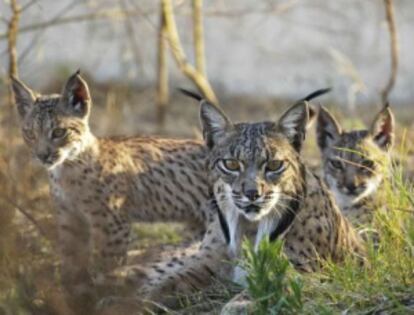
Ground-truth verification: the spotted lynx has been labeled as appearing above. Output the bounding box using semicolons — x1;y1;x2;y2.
111;95;365;312
11;72;212;290
316;105;394;225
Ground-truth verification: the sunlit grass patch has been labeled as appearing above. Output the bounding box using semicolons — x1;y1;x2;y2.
224;153;414;315
301;159;414;314
131;223;185;249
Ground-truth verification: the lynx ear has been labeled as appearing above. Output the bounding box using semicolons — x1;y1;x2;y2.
11;76;36;118
370;106;394;150
277;101;310;151
199;101;233;148
307;104;317;129
316;106;342;152
61;71;91;118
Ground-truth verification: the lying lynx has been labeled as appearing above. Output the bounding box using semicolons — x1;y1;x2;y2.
316;105;394;225
110;94;364;312
11;72;212;289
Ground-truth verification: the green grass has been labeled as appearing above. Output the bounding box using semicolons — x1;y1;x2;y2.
0;94;413;314
238;157;414;315
241;239;303;315
131;223;185;248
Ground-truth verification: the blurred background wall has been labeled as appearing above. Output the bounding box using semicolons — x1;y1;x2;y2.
0;0;413;108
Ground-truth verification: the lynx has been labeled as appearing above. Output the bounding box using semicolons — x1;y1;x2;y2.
107;94;364;312
316;105;394;225
11;72;212;290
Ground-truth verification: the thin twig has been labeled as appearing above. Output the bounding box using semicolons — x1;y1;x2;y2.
203;0;297;17
18;0;79;64
120;0;146;78
0;8;158;40
381;0;399;103
20;0;41;13
0;4;297;41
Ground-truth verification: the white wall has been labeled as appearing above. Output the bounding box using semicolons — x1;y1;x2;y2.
0;0;413;107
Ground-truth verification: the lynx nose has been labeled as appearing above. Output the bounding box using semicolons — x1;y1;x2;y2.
346;182;366;195
347;182;356;191
244;189;260;201
36;151;50;162
346;183;357;194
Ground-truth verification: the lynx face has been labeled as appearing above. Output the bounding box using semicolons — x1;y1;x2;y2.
317;106;394;208
12;72;93;170
200;101;309;222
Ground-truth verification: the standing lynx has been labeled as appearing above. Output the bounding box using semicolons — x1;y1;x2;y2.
316;105;394;225
11;71;211;289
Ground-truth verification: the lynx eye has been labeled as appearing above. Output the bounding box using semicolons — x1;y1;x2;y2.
265;160;285;173
221;159;241;172
329;159;343;170
23;129;35;141
51;128;67;139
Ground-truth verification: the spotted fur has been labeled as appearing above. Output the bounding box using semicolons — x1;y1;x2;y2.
115;96;364;311
316;105;394;225
12;72;212;290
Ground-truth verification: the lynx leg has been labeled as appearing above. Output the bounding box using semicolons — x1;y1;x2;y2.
56;206;92;291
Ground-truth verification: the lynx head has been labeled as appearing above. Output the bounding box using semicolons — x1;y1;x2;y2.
12;71;93;170
200;100;309;222
317;106;394;208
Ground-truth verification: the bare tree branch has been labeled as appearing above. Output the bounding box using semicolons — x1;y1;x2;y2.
7;0;20;80
192;0;205;76
120;0;146;78
0;3;297;42
0;8;158;41
20;0;40;13
156;3;169;127
18;0;79;64
162;0;217;105
203;0;297;17
382;0;399;103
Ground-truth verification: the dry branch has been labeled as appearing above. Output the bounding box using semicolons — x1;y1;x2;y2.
20;0;40;13
192;0;205;76
7;0;20;88
120;0;145;78
1;196;49;240
3;0;22;229
0;8;157;41
156;4;169;126
161;0;218;105
382;0;399;103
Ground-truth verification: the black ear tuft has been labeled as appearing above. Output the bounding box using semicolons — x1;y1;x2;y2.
11;76;36;118
300;87;332;102
178;88;203;102
316;106;342;152
61;71;91;118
